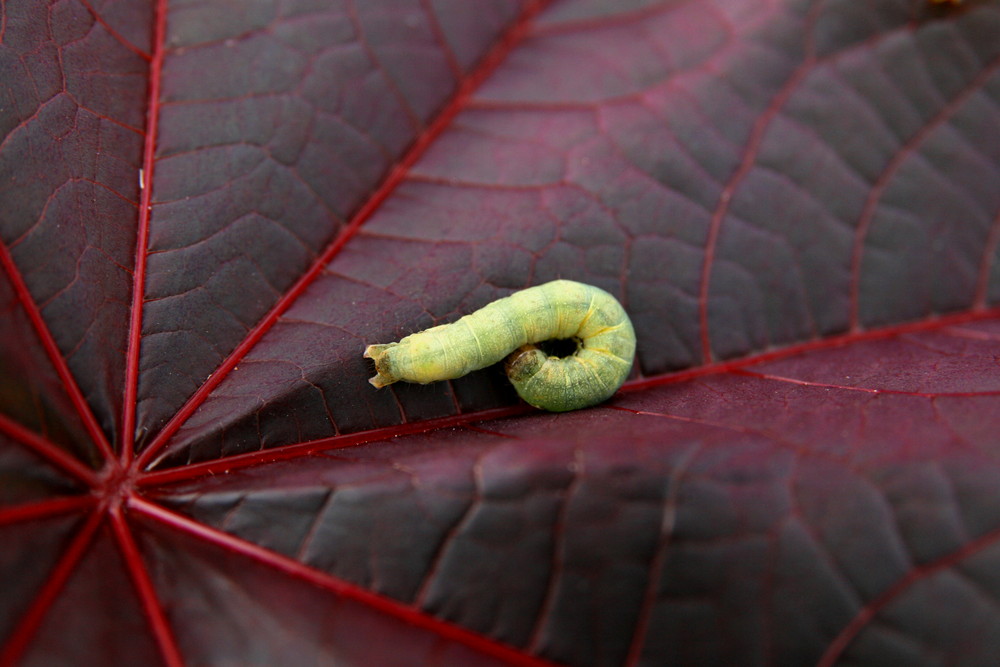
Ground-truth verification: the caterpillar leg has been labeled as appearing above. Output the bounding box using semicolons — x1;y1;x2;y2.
363;344;398;388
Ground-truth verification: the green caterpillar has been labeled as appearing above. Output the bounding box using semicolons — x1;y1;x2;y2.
364;280;635;412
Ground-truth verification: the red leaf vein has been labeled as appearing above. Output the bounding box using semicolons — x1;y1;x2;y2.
0;245;114;467
123;0;168;465
109;506;184;667
848;51;1000;330
130;497;562;667
818;522;1000;667
135;0;555;471
697;2;823;364
0;509;103;667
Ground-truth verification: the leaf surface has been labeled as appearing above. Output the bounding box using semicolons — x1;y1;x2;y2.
2;0;1000;665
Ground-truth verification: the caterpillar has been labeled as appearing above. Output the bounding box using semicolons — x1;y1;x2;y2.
363;280;636;412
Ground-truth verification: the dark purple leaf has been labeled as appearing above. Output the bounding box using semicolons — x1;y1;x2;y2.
2;0;1000;665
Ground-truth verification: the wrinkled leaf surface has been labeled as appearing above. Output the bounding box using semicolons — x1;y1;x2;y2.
2;0;1000;665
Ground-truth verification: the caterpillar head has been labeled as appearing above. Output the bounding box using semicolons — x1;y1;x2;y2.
504;344;547;382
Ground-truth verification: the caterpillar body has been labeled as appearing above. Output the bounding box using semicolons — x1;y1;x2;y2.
364;280;635;412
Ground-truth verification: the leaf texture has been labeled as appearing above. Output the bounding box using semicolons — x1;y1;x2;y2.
138;0;527;442
1;0;1000;665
